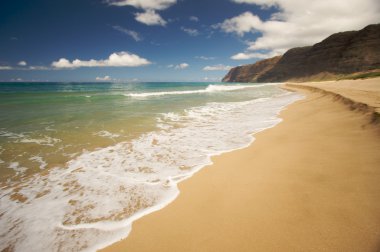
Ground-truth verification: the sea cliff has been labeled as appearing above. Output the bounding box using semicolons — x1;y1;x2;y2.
223;24;380;83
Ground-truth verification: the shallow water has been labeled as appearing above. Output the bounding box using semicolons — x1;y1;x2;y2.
0;82;302;251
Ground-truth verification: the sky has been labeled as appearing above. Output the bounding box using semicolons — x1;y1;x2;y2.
0;0;379;82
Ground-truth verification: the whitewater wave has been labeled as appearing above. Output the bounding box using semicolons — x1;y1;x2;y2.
125;83;280;98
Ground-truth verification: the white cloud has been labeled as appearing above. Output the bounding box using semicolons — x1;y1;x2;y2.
18;61;27;66
0;66;12;70
224;0;380;58
167;63;189;69
203;64;232;71
113;26;142;41
107;0;176;26
204;76;221;81
106;0;176;10
231;0;277;6
96;76;112;81
231;51;279;60
189;16;199;22
52;52;151;69
217;12;263;36
181;27;199;36
171;63;189;69
135;10;167;26
29;66;50;70
0;64;51;70
195;56;216;60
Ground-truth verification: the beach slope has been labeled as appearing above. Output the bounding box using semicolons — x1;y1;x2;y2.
101;78;380;252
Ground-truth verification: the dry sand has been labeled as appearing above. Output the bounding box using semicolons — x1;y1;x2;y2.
287;77;380;115
101;78;380;252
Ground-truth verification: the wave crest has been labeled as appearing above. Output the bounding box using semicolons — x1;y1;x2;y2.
125;83;279;98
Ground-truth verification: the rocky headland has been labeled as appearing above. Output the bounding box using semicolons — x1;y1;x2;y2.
223;24;380;83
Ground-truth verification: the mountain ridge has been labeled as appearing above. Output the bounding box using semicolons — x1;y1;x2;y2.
222;24;380;83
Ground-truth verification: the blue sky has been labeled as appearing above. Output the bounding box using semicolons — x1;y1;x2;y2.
0;0;378;82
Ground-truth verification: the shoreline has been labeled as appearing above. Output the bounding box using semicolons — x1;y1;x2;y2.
100;78;380;252
92;85;301;252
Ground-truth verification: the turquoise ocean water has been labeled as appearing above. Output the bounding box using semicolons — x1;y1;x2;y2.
0;82;302;251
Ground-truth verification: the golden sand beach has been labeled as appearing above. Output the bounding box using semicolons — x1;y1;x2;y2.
101;78;380;252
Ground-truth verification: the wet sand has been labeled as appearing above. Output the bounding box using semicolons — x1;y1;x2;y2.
101;78;380;252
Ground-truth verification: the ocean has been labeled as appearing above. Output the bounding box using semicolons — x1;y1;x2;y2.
0;82;302;251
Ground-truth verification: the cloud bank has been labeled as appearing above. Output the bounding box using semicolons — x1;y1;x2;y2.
52;52;151;69
223;0;380;60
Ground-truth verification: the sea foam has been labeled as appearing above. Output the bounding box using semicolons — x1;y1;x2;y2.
125;83;280;97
